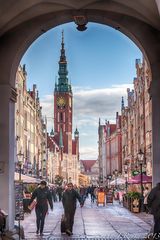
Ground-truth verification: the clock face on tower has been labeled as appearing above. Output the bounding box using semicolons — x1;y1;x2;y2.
56;96;66;107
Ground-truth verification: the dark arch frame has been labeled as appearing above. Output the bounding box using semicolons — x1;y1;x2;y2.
0;9;160;87
0;8;160;230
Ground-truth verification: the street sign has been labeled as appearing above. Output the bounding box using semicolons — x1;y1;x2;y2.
132;170;139;176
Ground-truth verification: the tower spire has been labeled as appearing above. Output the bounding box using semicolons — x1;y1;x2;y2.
121;96;124;110
54;31;72;93
60;30;66;63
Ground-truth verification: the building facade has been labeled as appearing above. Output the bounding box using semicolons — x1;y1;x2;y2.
15;65;49;179
98;58;152;183
121;58;152;177
98;118;106;183
47;132;59;183
105;112;122;177
98;112;122;183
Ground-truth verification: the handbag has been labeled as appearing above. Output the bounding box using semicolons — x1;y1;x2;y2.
28;199;37;211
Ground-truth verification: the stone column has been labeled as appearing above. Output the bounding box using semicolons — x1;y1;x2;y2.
150;64;160;186
0;84;16;230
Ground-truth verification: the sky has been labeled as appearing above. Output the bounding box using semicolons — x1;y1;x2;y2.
21;22;142;160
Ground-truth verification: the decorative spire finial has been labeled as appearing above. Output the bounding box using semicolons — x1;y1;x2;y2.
121;96;124;110
74;127;79;138
60;30;66;62
62;30;64;45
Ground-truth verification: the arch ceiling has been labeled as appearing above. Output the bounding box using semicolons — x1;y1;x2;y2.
0;0;160;37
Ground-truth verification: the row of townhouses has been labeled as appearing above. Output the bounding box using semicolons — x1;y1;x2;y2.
98;58;152;183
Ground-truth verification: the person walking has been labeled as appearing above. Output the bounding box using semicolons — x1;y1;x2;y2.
28;180;53;236
56;186;63;202
79;185;87;204
62;182;83;236
143;186;150;213
90;185;96;203
147;182;160;239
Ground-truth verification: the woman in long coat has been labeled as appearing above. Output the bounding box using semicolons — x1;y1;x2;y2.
62;183;83;236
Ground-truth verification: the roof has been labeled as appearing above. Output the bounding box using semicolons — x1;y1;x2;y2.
80;160;97;172
47;135;59;152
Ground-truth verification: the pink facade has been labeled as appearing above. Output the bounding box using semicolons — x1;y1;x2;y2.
98;113;122;181
105;113;122;176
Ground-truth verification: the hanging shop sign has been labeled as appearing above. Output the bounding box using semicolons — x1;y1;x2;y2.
15;180;24;220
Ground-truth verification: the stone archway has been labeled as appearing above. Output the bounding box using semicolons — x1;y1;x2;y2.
0;6;160;230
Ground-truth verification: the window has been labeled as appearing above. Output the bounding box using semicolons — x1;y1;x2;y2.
60;112;63;122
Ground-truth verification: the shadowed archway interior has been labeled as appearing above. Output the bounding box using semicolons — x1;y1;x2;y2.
0;0;160;230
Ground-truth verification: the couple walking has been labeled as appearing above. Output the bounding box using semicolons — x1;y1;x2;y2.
29;181;83;236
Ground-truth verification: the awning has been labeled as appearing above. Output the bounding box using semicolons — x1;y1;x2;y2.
14;172;41;184
128;174;152;184
110;177;126;185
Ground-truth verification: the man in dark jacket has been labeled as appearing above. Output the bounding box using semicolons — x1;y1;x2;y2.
62;182;83;236
29;180;53;236
147;182;160;239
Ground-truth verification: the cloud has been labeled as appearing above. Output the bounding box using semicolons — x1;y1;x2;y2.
73;118;98;128
80;146;98;160
41;84;132;121
40;95;54;130
41;95;54;116
73;84;132;121
80;132;90;137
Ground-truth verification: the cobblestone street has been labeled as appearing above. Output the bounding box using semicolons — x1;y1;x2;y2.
21;198;153;240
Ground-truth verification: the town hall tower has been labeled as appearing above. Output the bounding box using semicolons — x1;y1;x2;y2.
54;31;73;154
53;31;79;184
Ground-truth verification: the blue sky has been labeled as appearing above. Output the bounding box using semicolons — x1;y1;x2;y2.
21;22;142;160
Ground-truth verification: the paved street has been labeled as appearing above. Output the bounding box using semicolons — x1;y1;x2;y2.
21;197;153;240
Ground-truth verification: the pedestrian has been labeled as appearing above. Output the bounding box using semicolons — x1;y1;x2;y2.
62;182;83;236
28;180;53;236
143;186;150;213
90;185;96;203
147;182;160;239
79;185;87;204
51;186;57;202
56;186;63;201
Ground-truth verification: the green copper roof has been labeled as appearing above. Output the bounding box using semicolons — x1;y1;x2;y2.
50;128;54;136
74;127;79;137
54;31;72;93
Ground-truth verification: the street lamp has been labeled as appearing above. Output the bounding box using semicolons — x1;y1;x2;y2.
16;150;24;240
114;169;118;189
124;163;128;192
107;175;112;188
17;150;24;181
137;149;144;212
